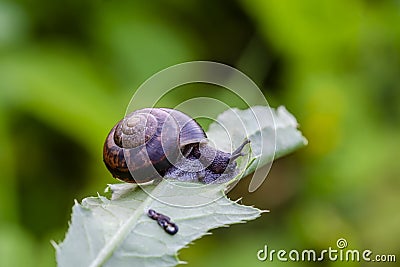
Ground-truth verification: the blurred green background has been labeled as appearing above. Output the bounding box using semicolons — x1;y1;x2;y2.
1;0;399;266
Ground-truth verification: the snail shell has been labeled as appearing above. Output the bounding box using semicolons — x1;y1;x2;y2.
103;108;206;183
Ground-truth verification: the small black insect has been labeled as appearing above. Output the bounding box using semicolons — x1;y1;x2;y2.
147;209;179;235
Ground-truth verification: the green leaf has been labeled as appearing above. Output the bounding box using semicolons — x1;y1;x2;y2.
54;182;261;267
55;106;306;267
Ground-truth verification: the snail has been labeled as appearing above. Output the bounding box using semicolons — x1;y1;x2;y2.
103;108;249;184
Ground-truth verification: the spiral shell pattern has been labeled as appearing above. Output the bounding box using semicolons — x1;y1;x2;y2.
103;108;207;183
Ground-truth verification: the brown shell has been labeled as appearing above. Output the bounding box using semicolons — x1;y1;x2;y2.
103;108;207;183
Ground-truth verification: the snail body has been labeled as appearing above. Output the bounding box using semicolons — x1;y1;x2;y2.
103;108;248;184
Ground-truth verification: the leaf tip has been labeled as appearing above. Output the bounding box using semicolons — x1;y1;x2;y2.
178;260;188;265
302;136;309;146
104;185;111;193
50;240;59;251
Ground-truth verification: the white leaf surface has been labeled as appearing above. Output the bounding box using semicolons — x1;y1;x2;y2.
55;182;261;267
